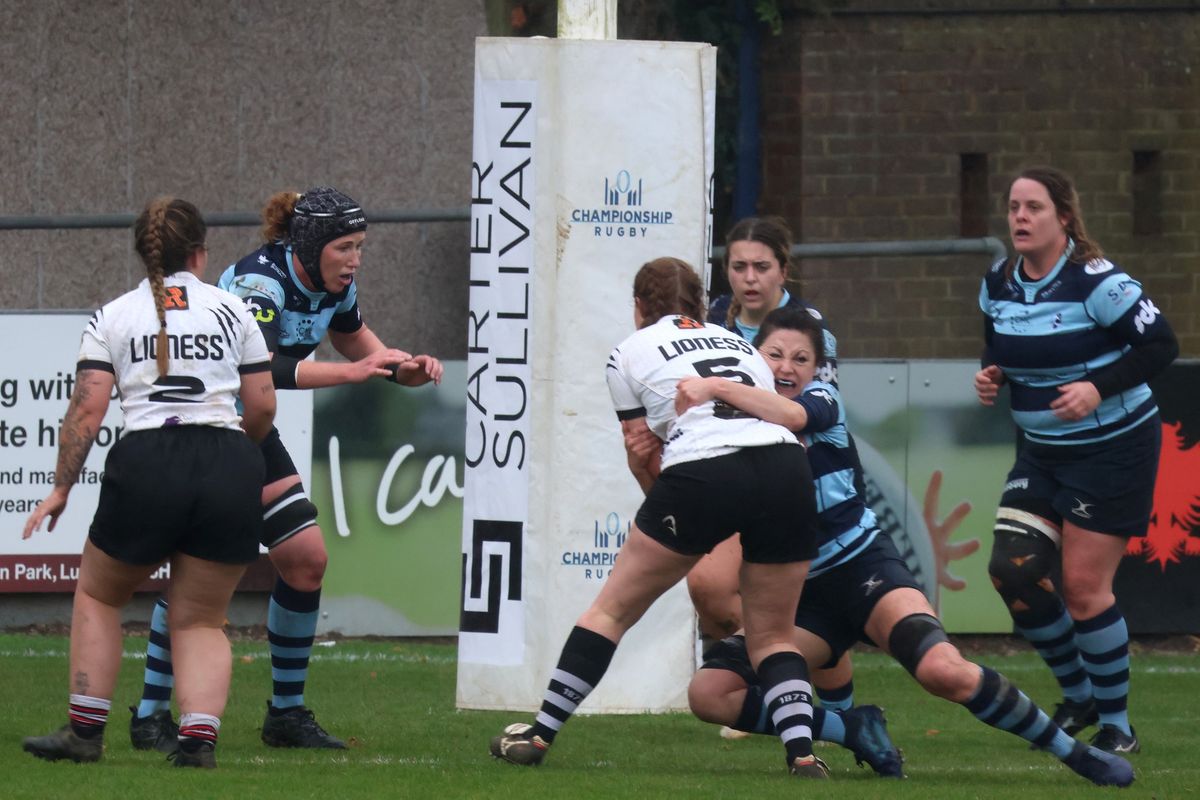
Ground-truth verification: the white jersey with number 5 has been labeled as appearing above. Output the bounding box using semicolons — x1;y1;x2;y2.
606;315;797;470
77;271;271;433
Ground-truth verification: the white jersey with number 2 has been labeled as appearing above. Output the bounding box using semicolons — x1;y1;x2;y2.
606;315;797;470
77;271;271;433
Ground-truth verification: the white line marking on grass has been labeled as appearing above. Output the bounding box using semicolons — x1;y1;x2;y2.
0;649;457;665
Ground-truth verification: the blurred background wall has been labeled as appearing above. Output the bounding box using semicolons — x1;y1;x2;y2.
2;0;1196;363
0;0;486;357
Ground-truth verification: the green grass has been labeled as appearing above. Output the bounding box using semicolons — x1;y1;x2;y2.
1;633;1195;799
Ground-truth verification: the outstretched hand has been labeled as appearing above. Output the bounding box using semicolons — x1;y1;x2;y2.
22;488;70;539
391;354;444;387
350;348;413;383
923;469;978;592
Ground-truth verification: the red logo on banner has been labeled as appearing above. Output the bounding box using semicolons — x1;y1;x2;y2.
1126;422;1200;570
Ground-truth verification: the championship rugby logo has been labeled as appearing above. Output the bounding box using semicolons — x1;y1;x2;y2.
570;170;675;239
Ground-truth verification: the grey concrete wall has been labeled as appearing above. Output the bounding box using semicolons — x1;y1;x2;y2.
0;0;486;357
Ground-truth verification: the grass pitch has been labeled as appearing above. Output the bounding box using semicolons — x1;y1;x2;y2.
1;633;1195;799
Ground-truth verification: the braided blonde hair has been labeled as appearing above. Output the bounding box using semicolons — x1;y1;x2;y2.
134;197;207;377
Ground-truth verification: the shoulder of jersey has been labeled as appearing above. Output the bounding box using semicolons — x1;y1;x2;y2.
231;244;290;283
1077;257;1128;284
803;380;839;402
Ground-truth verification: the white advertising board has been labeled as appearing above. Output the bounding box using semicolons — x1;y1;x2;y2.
459;38;716;713
0;313;311;591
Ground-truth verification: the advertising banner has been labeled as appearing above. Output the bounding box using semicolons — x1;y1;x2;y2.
842;359;1200;635
312;364;466;636
1115;363;1200;633
0;313;311;594
459;38;717;713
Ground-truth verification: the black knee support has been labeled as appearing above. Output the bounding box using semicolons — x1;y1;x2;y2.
263;484;319;548
888;613;948;676
987;507;1062;617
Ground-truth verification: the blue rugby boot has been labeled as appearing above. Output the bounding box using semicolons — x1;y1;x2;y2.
841;704;905;778
1062;741;1134;787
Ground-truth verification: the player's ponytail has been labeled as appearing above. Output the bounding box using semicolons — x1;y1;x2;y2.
261;190;301;243
134;197;207;377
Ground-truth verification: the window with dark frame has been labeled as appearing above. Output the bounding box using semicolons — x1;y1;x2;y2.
960;153;989;237
1132;150;1163;236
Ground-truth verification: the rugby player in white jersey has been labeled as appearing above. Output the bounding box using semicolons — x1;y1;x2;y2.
490;257;830;779
22;197;275;768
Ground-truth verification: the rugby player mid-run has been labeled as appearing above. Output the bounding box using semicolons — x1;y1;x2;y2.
23;197;275;768
675;306;1134;788
978;166;1177;755
129;187;442;751
491;257;830;779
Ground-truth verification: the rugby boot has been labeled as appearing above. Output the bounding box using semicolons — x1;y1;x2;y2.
22;725;103;763
261;702;346;749
1050;698;1099;736
129;706;179;753
841;705;905;778
1062;740;1134;787
1090;725;1140;755
490;722;549;766
789;753;830;778
169;740;217;768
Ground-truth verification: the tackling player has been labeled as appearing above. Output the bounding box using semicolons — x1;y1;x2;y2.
490;257;830;779
676;306;1135;787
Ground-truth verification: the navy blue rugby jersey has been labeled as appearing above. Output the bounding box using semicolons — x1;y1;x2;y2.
708;290;839;385
979;253;1166;445
793;379;879;577
217;242;363;360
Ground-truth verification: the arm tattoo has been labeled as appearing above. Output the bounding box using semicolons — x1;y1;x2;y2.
54;374;101;488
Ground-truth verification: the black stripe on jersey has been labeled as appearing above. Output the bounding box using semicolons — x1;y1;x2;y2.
86;310;102;333
208;304;238;343
992;327;1119;370
77;359;114;374
239;360;271;375
615;407;646;421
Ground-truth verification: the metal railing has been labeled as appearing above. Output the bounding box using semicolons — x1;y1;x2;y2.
0;208;471;231
1;210;1007;264
714;236;1008;265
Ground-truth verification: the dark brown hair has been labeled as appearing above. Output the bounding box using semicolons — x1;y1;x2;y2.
752;306;827;367
133;197;207;377
633;257;706;328
723;215;796;327
1005;166;1103;279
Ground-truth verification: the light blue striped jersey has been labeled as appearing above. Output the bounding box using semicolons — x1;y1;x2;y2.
793;380;879;577
979;249;1166;445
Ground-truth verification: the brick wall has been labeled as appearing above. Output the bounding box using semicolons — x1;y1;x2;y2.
757;1;1200;359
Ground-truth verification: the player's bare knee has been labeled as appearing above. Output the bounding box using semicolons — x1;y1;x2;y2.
914;646;977;702
687;679;723;723
1060;581;1113;620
